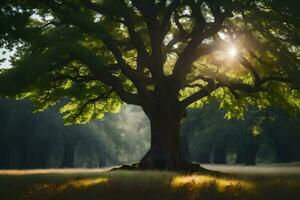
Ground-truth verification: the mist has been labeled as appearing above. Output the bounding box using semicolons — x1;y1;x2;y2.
1;99;300;169
0;99;150;169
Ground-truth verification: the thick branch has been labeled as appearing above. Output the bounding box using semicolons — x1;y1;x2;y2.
65;44;142;105
52;4;152;102
172;4;232;91
160;0;181;37
181;75;290;108
181;82;219;108
103;39;151;98
83;0;150;75
132;0;166;83
240;57;261;87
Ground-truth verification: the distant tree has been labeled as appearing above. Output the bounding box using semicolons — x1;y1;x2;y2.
0;99;149;169
0;0;299;171
182;102;300;165
262;108;300;163
181;102;261;165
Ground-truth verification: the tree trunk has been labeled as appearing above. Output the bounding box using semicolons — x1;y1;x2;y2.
32;140;49;168
0;144;9;169
180;130;191;161
116;104;219;173
61;141;75;168
212;144;226;164
235;147;246;164
275;144;291;163
244;141;260;165
138;109;199;171
139;112;182;170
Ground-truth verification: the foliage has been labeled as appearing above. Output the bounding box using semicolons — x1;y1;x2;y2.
0;0;299;124
0;99;150;169
181;102;300;164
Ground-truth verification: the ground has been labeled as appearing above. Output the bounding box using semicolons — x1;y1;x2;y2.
1;164;300;200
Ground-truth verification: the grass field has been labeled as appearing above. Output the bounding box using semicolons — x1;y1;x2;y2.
0;165;300;200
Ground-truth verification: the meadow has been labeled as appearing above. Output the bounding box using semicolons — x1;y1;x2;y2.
0;164;300;200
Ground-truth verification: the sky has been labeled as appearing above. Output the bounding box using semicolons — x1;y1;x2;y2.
0;14;43;69
0;48;13;69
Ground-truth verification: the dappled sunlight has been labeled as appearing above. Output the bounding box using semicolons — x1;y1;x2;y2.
1;170;299;200
61;177;109;189
170;174;253;192
20;177;109;200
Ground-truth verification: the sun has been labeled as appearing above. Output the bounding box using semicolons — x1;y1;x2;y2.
227;46;238;58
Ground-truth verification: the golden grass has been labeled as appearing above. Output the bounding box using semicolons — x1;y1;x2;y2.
0;167;300;200
171;174;253;191
19;177;109;200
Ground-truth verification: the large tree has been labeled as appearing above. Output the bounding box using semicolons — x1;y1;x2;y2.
0;0;299;171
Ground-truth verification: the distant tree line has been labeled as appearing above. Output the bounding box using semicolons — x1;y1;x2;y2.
0;99;299;169
0;99;149;169
181;102;300;165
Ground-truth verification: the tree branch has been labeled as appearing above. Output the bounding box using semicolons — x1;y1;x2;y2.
64;43;143;105
172;3;233;91
180;82;219;108
82;0;150;74
160;0;181;37
240;57;261;87
181;75;290;108
72;89;113;121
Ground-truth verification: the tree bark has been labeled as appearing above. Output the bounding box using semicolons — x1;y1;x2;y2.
139;113;183;170
137;107;204;171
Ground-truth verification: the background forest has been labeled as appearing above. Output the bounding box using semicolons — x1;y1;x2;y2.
1;99;299;169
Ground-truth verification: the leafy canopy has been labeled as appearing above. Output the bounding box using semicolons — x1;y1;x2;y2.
0;0;299;124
